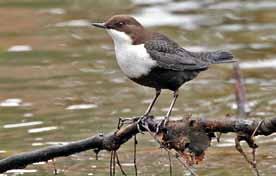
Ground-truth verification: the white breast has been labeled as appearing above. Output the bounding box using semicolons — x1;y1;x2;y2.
106;29;157;78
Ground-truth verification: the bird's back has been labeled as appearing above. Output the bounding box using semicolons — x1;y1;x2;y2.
145;32;234;71
131;32;235;90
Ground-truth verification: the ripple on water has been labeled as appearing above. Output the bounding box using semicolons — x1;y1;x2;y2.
0;98;22;107
229;100;257;112
132;0;171;5
110;77;126;84
28;126;58;133
240;58;276;69
6;169;37;174
7;45;32;52
134;7;206;29
208;1;276;10
216;24;276;32
40;8;66;15
55;19;90;27
163;1;203;12
3;121;43;129
0;98;32;107
66;104;97;110
80;68;105;73
121;163;135;167
213;138;235;148
23;113;33;117
32;141;69;147
269;99;276;105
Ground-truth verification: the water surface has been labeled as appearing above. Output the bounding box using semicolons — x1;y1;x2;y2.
0;0;276;175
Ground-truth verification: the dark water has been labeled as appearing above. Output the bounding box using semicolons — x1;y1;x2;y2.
0;0;276;175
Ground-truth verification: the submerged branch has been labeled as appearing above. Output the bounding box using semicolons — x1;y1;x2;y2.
1;116;276;173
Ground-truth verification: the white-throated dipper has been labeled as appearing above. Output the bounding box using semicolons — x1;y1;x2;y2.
92;15;235;130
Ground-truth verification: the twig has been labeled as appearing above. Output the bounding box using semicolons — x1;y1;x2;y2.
112;151;116;176
52;159;57;175
235;138;260;176
251;120;264;139
133;135;138;176
141;122;198;176
168;151;172;176
115;152;127;176
110;151;113;176
233;62;261;175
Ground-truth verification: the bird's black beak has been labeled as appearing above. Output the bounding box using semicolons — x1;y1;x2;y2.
91;23;106;29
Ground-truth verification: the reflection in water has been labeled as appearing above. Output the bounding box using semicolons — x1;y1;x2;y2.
0;0;276;175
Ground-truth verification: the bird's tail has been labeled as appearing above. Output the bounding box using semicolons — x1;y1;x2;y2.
208;51;236;64
189;50;236;65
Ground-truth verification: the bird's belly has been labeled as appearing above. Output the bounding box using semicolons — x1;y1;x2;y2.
131;68;200;91
115;44;157;79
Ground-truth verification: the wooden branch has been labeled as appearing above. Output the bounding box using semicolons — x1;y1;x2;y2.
1;116;276;173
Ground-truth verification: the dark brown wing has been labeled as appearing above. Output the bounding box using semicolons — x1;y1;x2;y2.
145;33;235;71
144;33;208;71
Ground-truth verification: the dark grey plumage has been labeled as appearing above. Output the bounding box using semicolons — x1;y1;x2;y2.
132;33;234;91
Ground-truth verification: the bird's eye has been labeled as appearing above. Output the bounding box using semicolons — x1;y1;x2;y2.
116;22;125;27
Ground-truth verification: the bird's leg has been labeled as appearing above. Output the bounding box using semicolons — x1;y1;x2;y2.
156;90;179;133
137;89;161;132
165;90;179;124
143;89;161;117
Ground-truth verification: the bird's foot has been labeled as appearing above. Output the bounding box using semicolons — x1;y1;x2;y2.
156;117;168;134
136;115;149;133
117;117;140;129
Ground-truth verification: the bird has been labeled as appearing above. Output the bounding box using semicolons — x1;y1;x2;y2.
92;15;235;131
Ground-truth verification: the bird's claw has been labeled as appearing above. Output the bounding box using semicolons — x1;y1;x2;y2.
136;115;148;133
156;116;169;134
156;119;164;134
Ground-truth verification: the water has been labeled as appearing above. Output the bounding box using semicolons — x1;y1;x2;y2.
0;0;276;175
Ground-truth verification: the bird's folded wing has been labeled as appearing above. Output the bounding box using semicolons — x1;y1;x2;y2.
144;39;208;71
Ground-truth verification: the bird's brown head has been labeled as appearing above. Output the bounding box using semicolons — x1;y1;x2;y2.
92;15;148;45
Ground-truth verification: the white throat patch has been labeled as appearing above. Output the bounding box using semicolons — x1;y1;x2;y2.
106;29;157;79
107;29;132;45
